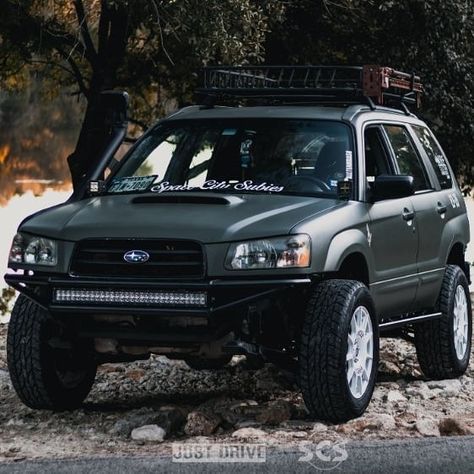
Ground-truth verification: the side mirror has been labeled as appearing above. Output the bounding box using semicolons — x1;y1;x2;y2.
371;175;414;201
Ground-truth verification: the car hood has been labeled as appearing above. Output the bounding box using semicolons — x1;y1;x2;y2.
20;192;342;243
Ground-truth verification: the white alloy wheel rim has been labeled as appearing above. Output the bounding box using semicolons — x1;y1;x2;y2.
346;306;374;399
453;284;469;360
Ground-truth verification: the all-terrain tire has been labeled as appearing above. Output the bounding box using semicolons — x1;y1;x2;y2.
415;265;472;379
185;355;233;370
299;279;379;422
7;294;97;410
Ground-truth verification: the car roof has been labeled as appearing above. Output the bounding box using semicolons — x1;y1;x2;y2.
164;104;423;125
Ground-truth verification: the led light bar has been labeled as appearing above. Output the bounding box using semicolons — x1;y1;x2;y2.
53;288;207;307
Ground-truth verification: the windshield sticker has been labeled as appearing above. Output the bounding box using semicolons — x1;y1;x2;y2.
108;175;158;193
222;128;237;136
150;180;285;194
345;151;353;179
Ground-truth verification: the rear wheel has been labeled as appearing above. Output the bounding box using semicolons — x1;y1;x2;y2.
299;280;379;422
7;295;97;410
415;265;472;379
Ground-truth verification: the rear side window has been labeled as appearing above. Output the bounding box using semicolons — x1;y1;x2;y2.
412;126;453;189
383;125;430;191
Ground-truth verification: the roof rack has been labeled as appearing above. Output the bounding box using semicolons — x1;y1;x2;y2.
196;65;422;111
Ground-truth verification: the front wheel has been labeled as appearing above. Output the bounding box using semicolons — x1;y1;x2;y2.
7;294;97;410
299;280;379;422
415;265;472;379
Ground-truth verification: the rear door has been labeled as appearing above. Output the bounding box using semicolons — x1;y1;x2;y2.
409;124;461;307
383;124;445;310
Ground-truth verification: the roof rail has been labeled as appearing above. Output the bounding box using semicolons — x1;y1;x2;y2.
196;65;422;111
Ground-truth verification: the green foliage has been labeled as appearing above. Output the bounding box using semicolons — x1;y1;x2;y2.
265;0;474;189
0;0;285;120
0;0;473;187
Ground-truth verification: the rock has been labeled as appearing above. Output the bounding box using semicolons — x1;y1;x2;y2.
338;414;396;433
426;379;462;391
395;412;417;428
184;411;221;436
405;383;434;400
232;427;267;439
311;422;329;433
223;400;261;425
375;414;397;430
256;400;292;425
0;369;11;389
125;369;146;382
110;405;185;437
131;425;166;442
272;430;307;439
416;418;440;437
280;420;317;431
234;421;261;430
156;406;186;434
385;390;407;403
379;360;402;375
371;386;385;399
426;379;462;397
254;365;288;392
5;418;25;427
439;417;472;436
110;419;134;437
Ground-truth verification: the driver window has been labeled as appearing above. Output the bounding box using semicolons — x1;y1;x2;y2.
364;126;391;186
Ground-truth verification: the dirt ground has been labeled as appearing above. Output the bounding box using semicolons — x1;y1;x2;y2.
0;313;473;462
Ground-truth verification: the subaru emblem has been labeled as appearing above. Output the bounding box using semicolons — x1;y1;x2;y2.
123;250;150;263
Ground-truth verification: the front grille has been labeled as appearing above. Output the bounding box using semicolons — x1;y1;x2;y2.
70;239;205;279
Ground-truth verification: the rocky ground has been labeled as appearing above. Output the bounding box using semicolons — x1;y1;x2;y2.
0;319;473;462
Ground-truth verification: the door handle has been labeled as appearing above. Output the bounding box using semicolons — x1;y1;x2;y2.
436;202;447;215
402;208;415;221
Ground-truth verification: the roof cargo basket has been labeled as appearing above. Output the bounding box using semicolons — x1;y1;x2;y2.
196;65;422;110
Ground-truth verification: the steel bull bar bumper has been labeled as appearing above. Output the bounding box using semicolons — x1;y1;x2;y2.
4;273;311;317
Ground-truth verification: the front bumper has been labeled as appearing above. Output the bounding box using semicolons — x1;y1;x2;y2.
5;272;311;316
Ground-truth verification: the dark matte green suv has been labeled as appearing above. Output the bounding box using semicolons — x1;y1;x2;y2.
5;66;472;422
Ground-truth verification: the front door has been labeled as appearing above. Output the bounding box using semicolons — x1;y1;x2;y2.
364;125;419;316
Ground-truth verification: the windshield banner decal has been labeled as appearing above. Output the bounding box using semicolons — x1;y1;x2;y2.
150;180;285;194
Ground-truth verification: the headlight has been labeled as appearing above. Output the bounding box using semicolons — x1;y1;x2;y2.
8;233;58;266
225;235;311;270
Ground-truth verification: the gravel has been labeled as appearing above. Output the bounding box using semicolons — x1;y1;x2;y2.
0;312;473;461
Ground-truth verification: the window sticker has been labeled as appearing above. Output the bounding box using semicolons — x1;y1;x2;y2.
222;128;237;136
108;175;158;193
345;150;353;179
434;154;450;177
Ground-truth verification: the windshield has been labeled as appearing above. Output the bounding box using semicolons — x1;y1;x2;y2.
110;119;354;198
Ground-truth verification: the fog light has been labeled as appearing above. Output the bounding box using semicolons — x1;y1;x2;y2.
53;289;207;307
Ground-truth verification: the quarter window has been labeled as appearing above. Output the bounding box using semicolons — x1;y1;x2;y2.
412;126;453;189
383;125;430;191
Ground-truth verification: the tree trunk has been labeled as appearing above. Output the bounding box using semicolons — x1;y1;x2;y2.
68;1;130;198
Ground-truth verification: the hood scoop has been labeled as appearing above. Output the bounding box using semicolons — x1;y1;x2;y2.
132;194;240;205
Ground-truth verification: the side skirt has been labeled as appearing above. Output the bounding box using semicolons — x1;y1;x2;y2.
379;311;442;331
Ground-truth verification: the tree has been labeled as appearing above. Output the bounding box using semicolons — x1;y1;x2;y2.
265;0;474;190
0;0;285;191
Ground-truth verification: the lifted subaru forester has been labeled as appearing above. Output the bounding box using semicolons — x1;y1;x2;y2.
5;66;472;422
